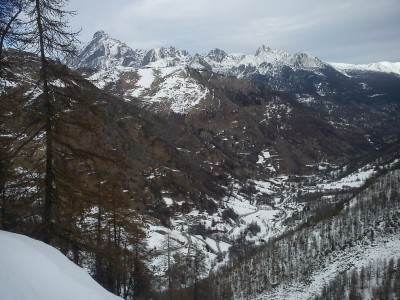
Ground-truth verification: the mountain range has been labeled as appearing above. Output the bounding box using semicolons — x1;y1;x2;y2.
71;30;400;76
70;31;400;149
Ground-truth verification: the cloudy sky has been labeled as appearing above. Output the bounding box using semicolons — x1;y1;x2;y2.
67;0;400;64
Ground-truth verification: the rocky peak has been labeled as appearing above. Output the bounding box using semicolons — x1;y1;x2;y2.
142;47;192;67
154;47;189;59
92;30;109;40
291;52;326;69
253;45;291;65
255;44;272;56
206;48;228;63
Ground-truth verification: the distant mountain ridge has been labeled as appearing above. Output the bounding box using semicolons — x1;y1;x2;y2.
70;30;400;76
330;61;400;76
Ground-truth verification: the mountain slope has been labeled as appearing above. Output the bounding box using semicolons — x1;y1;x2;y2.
82;62;373;171
87;66;212;114
210;165;400;300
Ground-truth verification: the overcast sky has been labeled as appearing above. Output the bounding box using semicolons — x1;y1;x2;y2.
67;0;400;64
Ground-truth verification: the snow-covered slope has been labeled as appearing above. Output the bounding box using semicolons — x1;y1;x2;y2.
88;65;212;114
216;166;400;300
0;230;122;300
129;67;210;114
256;235;400;300
330;61;400;76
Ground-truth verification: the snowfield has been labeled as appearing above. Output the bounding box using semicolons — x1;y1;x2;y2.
317;166;376;190
0;231;122;300
329;61;400;76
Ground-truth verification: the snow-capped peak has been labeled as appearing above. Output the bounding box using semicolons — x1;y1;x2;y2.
254;44;289;58
254;46;290;64
69;30;145;69
291;52;326;69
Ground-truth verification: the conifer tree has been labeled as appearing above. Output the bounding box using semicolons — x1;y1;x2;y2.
162;234;176;298
0;0;25;70
187;243;207;300
25;0;78;242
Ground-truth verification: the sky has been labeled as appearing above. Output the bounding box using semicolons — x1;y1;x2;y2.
67;0;400;64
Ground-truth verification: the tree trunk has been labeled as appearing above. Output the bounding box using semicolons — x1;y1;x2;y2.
34;0;54;243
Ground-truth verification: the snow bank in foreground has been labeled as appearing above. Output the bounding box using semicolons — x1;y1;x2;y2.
0;230;122;300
